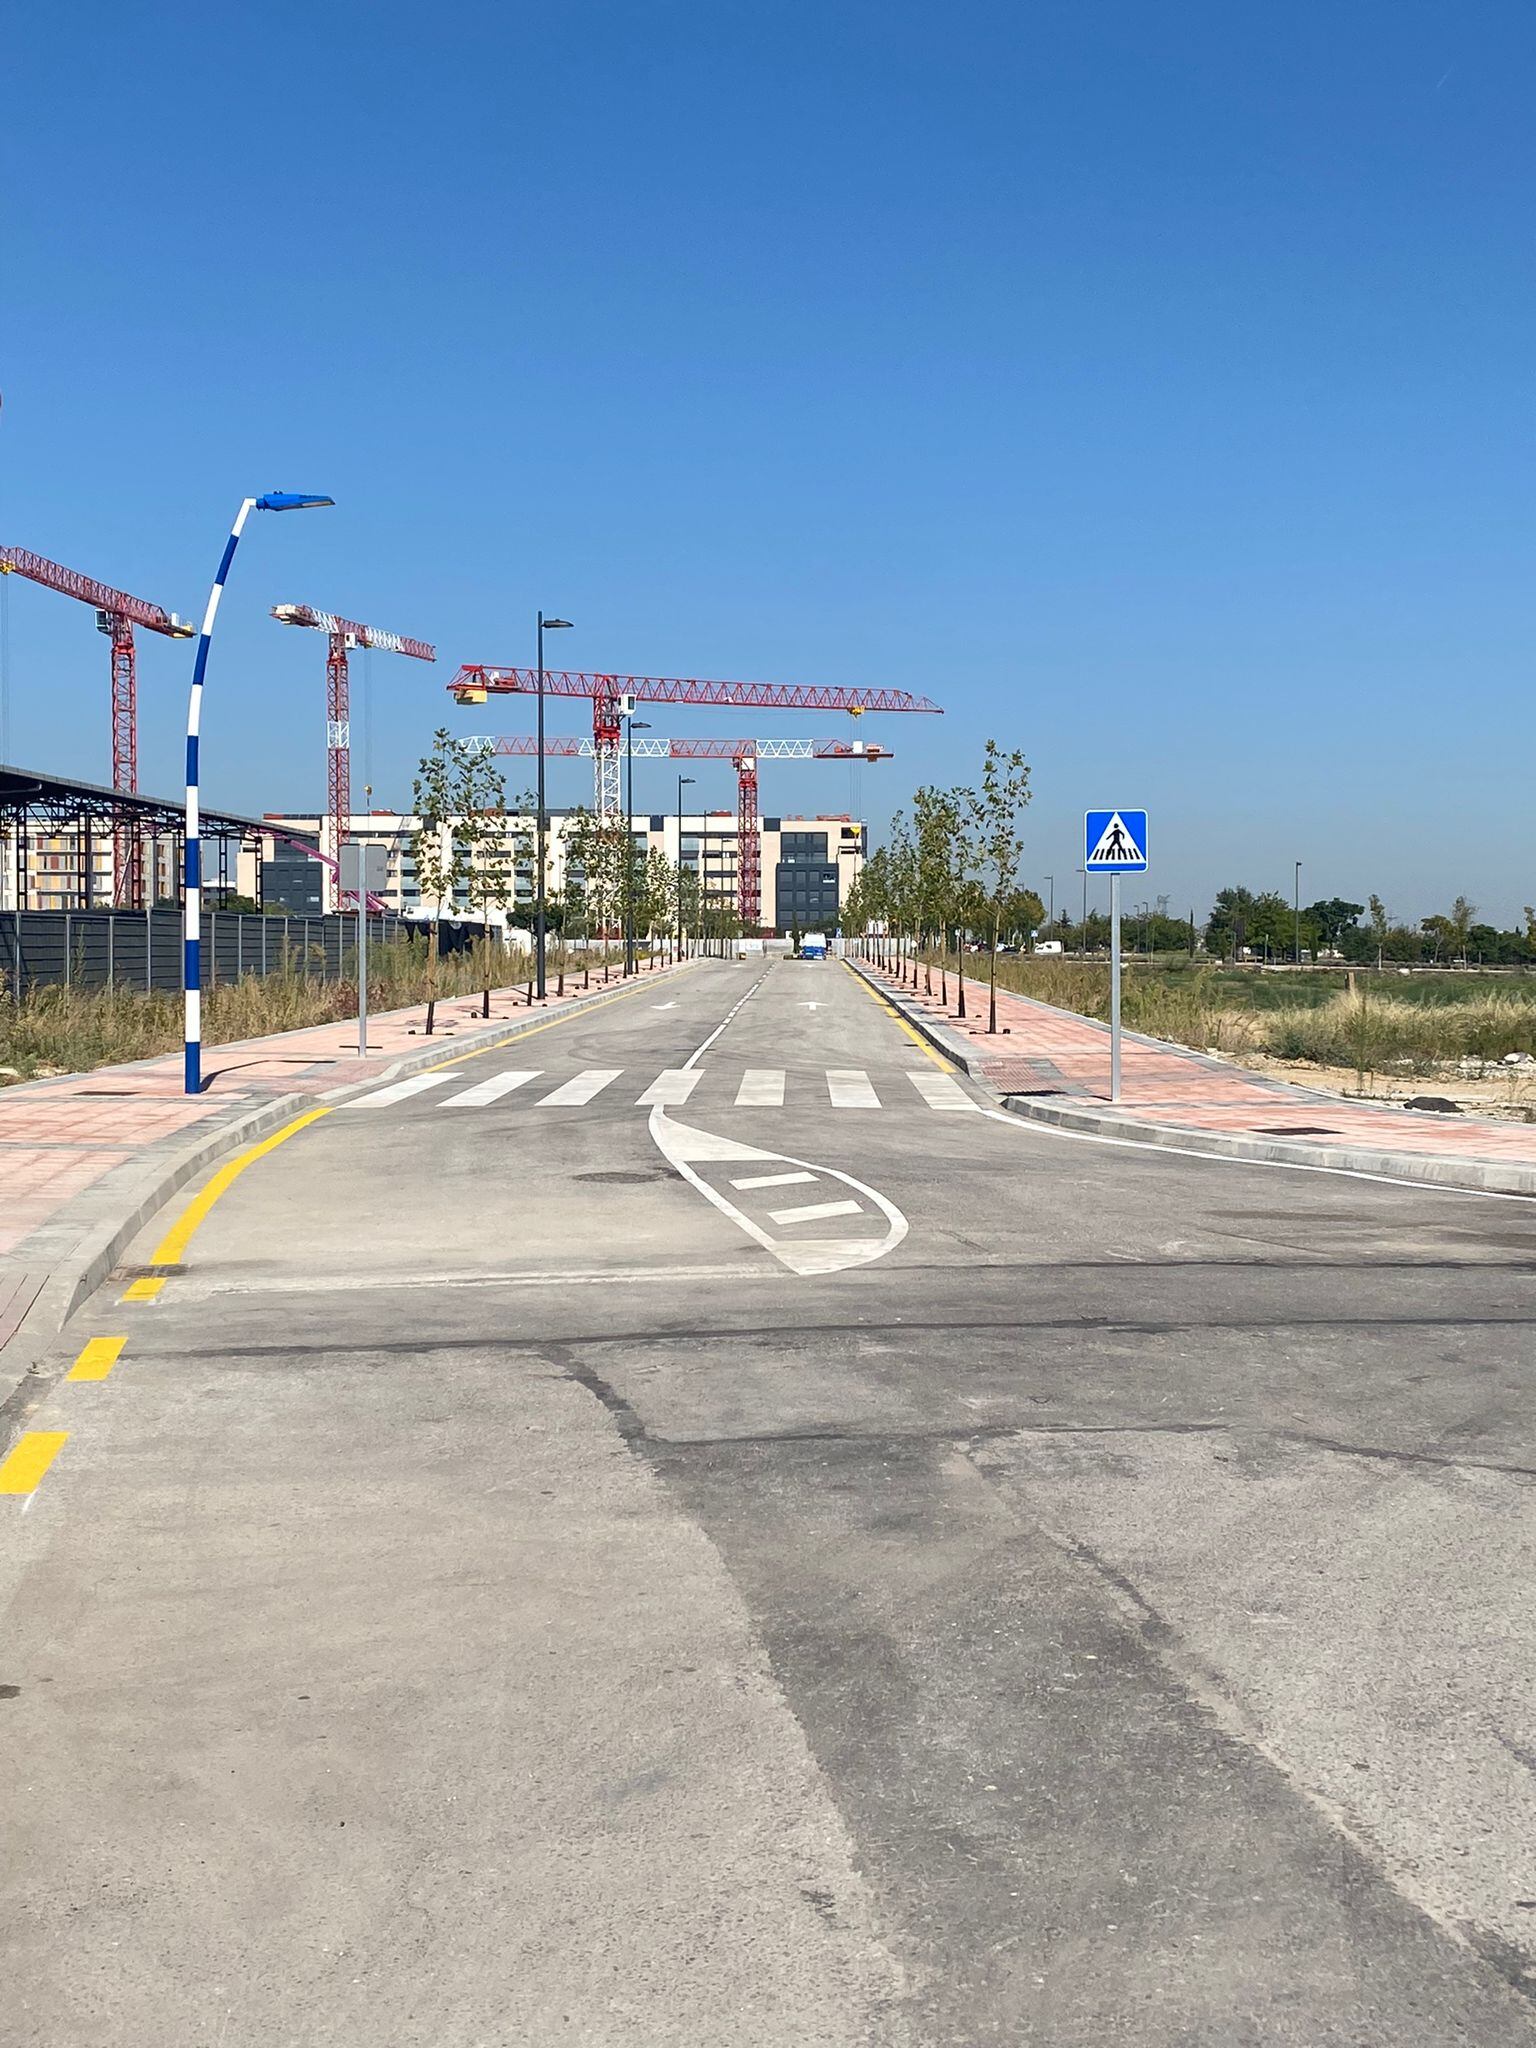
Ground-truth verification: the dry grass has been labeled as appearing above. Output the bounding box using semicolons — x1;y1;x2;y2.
955;955;1536;1077
0;937;625;1082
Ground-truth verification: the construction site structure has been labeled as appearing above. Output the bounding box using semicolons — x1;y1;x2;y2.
488;733;890;929
272;605;435;906
449;662;936;928
0;546;195;906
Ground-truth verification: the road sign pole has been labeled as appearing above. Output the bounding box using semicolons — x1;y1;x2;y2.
358;898;368;1058
1110;872;1122;1102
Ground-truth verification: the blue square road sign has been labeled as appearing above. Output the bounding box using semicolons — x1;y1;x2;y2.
1085;809;1148;872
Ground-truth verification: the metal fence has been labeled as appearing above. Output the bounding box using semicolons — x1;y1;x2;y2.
3;908;403;996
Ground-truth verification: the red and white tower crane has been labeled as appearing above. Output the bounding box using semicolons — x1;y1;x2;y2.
448;663;938;929
488;733;890;929
0;545;195;905
272;604;435;904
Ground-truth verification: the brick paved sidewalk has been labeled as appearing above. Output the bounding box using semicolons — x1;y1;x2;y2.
864;960;1536;1175
0;961;670;1358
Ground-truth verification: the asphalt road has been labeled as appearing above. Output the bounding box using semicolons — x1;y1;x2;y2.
2;955;1534;2045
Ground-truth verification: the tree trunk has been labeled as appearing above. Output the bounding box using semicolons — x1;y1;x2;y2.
424;924;440;1036
988;910;999;1033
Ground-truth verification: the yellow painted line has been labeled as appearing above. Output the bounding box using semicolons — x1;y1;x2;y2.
67;1336;127;1382
120;1108;332;1302
116;973;685;1304
840;959;956;1072
0;1431;68;1494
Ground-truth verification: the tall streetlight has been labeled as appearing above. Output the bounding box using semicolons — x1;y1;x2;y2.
1294;859;1302;966
183;491;333;1094
534;612;573;999
676;773;695;959
1044;874;1054;933
624;715;651;975
1076;867;1088;954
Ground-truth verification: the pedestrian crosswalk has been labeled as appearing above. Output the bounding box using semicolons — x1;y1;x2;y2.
340;1065;978;1115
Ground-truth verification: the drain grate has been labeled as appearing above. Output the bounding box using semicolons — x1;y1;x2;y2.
1257;1125;1339;1136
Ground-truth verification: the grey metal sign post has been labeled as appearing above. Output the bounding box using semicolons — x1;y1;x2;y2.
1084;809;1148;1105
340;843;388;1057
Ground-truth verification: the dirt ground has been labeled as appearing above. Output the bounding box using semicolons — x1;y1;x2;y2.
1221;1049;1536;1123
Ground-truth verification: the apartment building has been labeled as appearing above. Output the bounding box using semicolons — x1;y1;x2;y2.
260;808;866;930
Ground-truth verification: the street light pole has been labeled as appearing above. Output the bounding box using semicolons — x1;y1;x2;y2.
183;490;332;1094
676;773;694;960
1044;874;1054;933
534;612;573;999
624;715;650;975
1294;859;1302;966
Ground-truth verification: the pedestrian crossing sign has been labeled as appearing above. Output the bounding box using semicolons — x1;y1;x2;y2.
1085;809;1148;872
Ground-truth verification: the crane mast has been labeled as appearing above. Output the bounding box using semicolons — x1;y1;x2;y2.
272;605;436;905
0;545;194;906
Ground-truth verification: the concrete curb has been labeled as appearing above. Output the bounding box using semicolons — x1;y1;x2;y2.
849;958;1536;1200
0;960;696;1416
845;959;989;1073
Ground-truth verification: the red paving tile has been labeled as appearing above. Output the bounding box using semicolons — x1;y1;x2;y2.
868;963;1536;1170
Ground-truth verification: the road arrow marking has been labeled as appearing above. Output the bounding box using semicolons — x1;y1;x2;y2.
799;1001;824;1010
652;1002;678;1009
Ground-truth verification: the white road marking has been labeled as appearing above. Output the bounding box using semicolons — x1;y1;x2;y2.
827;1069;880;1108
769;1198;863;1225
735;1068;786;1106
906;1070;977;1110
977;1106;1536;1203
649;1110;908;1277
731;1170;816;1189
682;971;771;1068
799;1001;824;1010
341;1073;452;1108
637;1068;704;1106
651;1002;678;1010
537;1069;622;1106
445;1070;541;1106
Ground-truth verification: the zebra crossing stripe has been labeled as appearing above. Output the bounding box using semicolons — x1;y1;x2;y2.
342;1073;452;1108
735;1069;785;1106
446;1071;542;1107
536;1069;623;1106
906;1070;976;1110
731;1170;816;1190
637;1069;703;1107
827;1070;880;1108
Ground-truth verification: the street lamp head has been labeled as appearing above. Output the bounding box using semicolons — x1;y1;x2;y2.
679;775;695;787
631;718;651;732
543;617;574;630
255;492;335;512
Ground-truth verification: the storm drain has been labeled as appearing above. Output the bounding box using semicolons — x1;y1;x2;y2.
1256;1125;1340;1136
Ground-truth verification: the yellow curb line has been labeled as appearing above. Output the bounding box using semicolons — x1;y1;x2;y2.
840;959;956;1072
66;1336;127;1382
0;1430;68;1494
121;1108;333;1302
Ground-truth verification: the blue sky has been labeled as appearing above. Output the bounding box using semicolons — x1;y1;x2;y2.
2;1;1531;924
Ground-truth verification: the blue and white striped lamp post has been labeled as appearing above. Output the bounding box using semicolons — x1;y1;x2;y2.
183;492;333;1093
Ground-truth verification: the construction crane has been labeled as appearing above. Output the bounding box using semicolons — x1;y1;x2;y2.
0;545;195;905
448;663;938;838
272;605;435;904
486;733;891;929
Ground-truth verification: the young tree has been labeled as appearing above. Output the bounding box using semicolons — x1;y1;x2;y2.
1449;894;1477;966
964;741;1033;1032
411;728;471;1036
1368;893;1389;968
457;746;521;1015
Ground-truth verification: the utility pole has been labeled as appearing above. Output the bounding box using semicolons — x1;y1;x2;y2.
1294;859;1302;966
676;772;694;959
